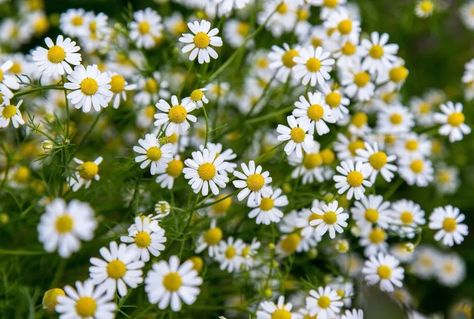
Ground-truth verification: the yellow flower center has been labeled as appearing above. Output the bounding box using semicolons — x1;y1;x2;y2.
190;89;204;101
168;105;187;123
307;104;324;121
282;49;299;68
447;112;465;127
322;211;337;224
194;32;210;48
13;166;30;183
410;159;424;174
79;161;99;180
260;197;275;211
389;66;409;83
369;228;386;244
47;45;66;64
405;139;419;151
272;309;292;319
389;113;403;125
354;71;371;87
146;146;162;161
166;159;183;177
323;0;339;8
303;153;322;169
0;70;3;82
418;102;431;114
80;78;99;96
145;78;158;93
71;15;83;26
277;2;288;14
189;256;203;272
337;19;353;35
325;91;341;108
198;162;216;181
10;62;22;74
369;151;388;170
144;105;155;119
348;139;365;155
280;233;301;254
163;272;183;291
437;171;451;184
135;231;151;248
351;112;368;127
364;209;379;223
311;37;323;48
107;259;126;279
2;105;17;119
377;265;392;279
321;149;335;164
237;22;250;36
43;288;65;312
204;227;222;245
110;74;126;93
55;214;74;234
225;246;236;259
75;296;96;317
369;44;384;59
318;295;331;309
419;0;434;13
347;171;364;187
305;57;321;72
400;211;414;225
290;127;306;143
341;41;356;55
138;21;150;34
442;217;457;232
211;195;232;215
247;173;265;191
297;8;310;21
33;16;49;34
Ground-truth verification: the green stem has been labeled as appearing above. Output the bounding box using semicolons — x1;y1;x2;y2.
13;85;64;99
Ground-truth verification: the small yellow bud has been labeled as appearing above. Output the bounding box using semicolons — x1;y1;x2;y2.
0;213;9;224
404;243;415;253
263;288;273;298
335;239;349;253
42;288;65;312
308;248;318;259
188;256;203;272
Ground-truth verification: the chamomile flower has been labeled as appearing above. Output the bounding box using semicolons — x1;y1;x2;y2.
0;99;25;128
269;43;300;82
356;142;397;182
398;156;433;187
324;8;361;40
305;286;343;319
340;60;375;101
38;198;96;258
56;280;116;319
179;20;223;64
64;64;112;113
183;88;209;109
341;309;364;319
0;60;20;99
377;105;414;134
415;0;435;18
133;133;174;175
120;216;167;262
129;8;163;49
215;237;245;272
32;35;82;78
292;92;336;135
320;85;350;121
145;255;202;311
393;133;431;159
428;205;468;247
359;227;388;256
389;199;425;238
410;245;440;279
248;188;288;225
293;46;335;87
154;95;197;136
183;148;230;196
436;253;466;287
310;200;349;239
256;296;300;319
434;165;459;194
155;156;184;189
362;253;404;292
351;194;391;231
135;72;170;105
233;160;272;205
277;115;315;158
107;72;136;109
361;32;399;75
434;101;471;142
68;156;103;191
460;1;474;30
60;9;87;37
289;143;326;184
196;219;223;257
333;160;373;200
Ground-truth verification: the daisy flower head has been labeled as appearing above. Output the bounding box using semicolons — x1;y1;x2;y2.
293;46;335;87
0;99;25;128
309;200;349;239
362;253;404;292
320;84;350;121
0;60;20;99
215;237;245;272
248;187;288;225
120;215;167;262
183;147;230;196
415;0;435;18
434;164;460;194
68;156;103;191
324;8;361;41
436;253;466;287
428;205;468;247
59;8;87;37
359;227;388;256
341;309;364;319
38;198;97;258
129;8;163;49
89;241;144;297
356;142;397;183
107;72;136;109
434;101;471;142
179;20;223;64
155;155;184;189
32;35;82;78
64;64;112;113
195;219;223;257
305;286;343;319
269;43;300;82
289;142;326;184
377;104;414;135
389;199;425;238
145;255;202;311
333;160;373;200
460;1;474;30
351;194;391;231
232;160;272;205
340;59;375;101
183;88;209;109
133;133;174;175
135;72;170;106
154;95;197;136
277;115;315;158
361;32;399;75
56;280;115;319
410;245;441;279
398;156;433;187
310;0;347;19
256;295;300;319
292;91;336;135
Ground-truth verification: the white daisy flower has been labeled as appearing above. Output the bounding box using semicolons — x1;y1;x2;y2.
0;99;25;128
340;60;375;101
292;91;336;135
324;8;361;40
59;9;87;37
305;286;343;319
37;198;96;258
183;88;209;109
64;64;112;113
134;72;170;106
428;205;468;247
320;85;350;121
89;241;144;297
120;216;167;262
0;60;20;99
362;253;404;292
377;105;414;134
434;101;471;142
436;253;466;287
393;133;431;159
145;255;202;311
359;227;388;256
68;156;103;192
129;8;163;49
333;160;373;200
415;0;435;18
232;160;272;205
398;156;433;187
361;32;399;75
310;200;349;239
56;280;115;319
268;43;300;82
215;237;245;272
356;142;397;183
410;245;441;279
155;156;184;189
154;95;197;136
341;309;364;319
195;219;223;257
248;187;288;225
256;295;300;319
434;165;460;194
289;142;326;184
183;148;230;196
107;72;136;109
389;199;425;238
179;20;223;64
277;115;315;158
31;35;82;78
133;133;174;175
351;194;392;231
293;46;335;87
